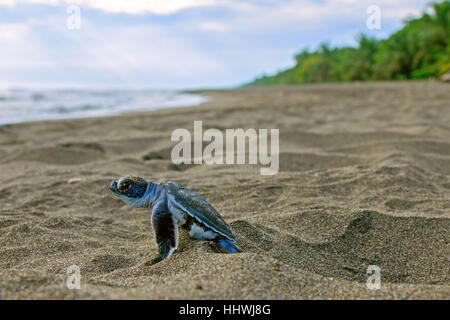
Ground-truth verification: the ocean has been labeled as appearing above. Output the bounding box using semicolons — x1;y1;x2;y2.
0;88;206;125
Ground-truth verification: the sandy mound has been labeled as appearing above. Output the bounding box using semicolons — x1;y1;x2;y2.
0;81;448;299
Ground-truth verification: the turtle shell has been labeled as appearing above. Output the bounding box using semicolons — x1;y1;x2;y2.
164;182;234;240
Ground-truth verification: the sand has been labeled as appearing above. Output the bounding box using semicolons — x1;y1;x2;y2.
0;81;448;299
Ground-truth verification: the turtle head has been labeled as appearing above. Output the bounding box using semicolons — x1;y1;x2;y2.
109;176;149;207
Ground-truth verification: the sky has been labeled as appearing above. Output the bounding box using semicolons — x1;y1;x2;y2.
0;0;432;89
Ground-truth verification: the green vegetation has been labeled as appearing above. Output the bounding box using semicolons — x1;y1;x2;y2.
248;1;450;86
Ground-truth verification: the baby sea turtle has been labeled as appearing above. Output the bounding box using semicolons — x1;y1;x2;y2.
109;176;241;261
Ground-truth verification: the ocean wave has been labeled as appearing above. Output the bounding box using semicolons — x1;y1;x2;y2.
0;89;206;125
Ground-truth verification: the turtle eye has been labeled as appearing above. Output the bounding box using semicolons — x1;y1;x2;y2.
118;178;133;192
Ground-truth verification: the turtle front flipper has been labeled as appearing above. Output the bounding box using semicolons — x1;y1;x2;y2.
152;201;178;261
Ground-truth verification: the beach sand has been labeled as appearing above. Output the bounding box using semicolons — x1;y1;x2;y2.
0;81;448;299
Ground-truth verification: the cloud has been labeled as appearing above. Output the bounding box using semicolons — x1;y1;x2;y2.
0;0;432;88
0;22;28;40
196;21;230;32
214;0;426;32
2;0;218;14
0;18;225;88
75;0;219;14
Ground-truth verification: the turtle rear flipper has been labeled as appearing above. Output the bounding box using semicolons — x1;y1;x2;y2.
218;239;241;253
152;202;178;260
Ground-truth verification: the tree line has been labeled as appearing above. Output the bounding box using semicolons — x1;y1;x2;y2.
248;1;449;86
